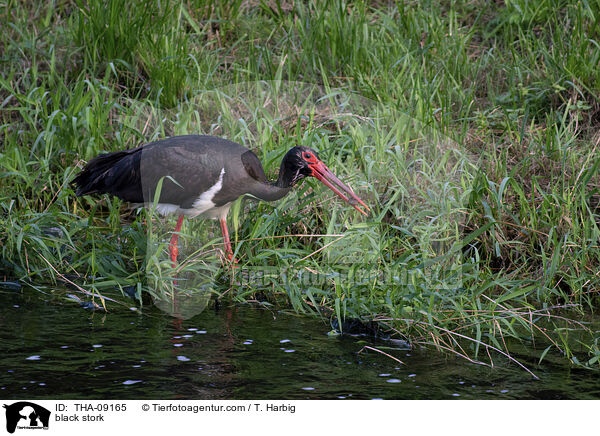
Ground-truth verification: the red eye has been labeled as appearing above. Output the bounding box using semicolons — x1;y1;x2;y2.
303;152;313;160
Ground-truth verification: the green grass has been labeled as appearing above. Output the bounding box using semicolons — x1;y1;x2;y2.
1;0;599;371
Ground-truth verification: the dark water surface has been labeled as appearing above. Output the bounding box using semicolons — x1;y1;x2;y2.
1;288;599;400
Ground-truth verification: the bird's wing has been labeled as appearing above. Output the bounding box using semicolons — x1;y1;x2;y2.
140;139;225;207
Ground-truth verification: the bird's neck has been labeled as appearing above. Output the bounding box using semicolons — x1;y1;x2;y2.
250;183;291;202
248;161;295;202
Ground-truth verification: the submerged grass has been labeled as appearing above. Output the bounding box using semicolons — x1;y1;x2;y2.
1;0;599;372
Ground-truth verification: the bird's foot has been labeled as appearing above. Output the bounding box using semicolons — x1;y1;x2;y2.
223;254;241;286
226;252;239;269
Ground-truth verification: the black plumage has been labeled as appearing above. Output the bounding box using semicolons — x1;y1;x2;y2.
74;135;288;210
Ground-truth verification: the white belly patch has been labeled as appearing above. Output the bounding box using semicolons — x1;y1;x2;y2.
188;168;226;216
149;168;226;218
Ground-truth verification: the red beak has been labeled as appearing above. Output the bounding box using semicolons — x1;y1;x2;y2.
309;160;370;216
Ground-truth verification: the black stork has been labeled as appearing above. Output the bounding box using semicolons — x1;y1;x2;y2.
73;135;369;267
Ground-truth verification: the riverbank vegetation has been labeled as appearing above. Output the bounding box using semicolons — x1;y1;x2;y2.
1;0;599;373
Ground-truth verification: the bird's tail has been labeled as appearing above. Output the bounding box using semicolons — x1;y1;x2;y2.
73;148;142;202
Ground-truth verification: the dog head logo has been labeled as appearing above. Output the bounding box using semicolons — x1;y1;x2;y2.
3;402;50;434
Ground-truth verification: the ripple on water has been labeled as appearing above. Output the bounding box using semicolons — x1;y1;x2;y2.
4;289;600;400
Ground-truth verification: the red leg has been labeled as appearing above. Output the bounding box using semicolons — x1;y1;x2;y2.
169;214;184;268
219;216;237;266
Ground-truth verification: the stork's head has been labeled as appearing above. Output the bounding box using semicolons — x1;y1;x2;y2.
280;146;369;216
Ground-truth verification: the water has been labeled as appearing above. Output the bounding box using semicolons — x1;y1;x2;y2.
1;288;599;399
